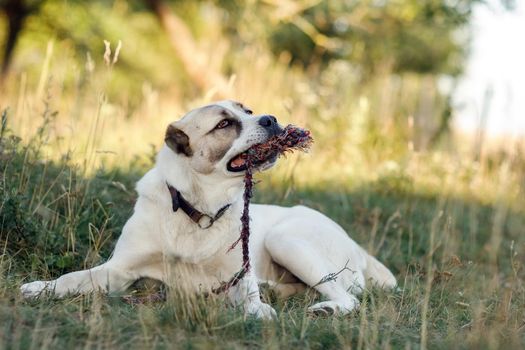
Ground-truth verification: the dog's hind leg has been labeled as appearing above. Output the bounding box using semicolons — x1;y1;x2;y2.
265;230;363;315
265;281;307;298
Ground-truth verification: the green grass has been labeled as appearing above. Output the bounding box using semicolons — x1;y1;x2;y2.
1;110;524;349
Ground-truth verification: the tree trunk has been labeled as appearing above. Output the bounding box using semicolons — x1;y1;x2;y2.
144;0;230;98
1;0;31;81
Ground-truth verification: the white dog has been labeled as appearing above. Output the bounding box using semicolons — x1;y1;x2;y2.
21;100;396;319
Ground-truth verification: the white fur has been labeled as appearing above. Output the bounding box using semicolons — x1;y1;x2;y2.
20;101;396;318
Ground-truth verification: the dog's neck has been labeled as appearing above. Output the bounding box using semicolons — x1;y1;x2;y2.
156;146;244;215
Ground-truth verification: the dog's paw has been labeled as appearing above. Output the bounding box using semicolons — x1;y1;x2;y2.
307;298;359;316
20;281;55;299
245;302;277;320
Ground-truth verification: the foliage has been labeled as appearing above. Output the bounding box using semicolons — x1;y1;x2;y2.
1;0;477;102
0;107;138;275
266;0;476;75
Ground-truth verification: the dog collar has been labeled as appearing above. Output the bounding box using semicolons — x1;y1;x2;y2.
166;183;231;229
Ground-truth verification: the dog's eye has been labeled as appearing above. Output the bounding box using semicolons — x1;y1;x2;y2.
215;119;232;129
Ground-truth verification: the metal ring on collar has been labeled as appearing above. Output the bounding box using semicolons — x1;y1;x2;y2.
197;215;214;229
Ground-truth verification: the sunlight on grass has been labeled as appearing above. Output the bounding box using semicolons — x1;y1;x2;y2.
0;33;524;350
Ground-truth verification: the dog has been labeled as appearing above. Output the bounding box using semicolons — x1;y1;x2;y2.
20;100;396;319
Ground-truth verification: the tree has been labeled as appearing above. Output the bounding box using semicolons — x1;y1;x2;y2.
144;0;230;96
0;0;42;81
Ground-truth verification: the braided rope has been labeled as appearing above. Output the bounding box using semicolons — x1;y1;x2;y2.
213;125;312;294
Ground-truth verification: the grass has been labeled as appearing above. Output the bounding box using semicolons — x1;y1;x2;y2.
0;38;524;349
0;104;524;349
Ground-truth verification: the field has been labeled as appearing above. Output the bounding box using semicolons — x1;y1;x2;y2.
0;11;524;349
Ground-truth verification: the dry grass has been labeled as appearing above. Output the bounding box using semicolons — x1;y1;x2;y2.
0;39;524;349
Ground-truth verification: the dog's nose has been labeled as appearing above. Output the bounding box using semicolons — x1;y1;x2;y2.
258;115;278;128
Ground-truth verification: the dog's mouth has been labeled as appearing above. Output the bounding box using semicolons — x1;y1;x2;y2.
227;151;277;172
226;125;312;173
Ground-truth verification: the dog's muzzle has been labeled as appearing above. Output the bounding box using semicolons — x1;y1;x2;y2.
258;115;282;137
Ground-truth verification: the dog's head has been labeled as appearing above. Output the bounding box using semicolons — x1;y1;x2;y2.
164;100;283;176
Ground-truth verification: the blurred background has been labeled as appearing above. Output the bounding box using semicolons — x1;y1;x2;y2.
0;0;522;175
0;0;524;227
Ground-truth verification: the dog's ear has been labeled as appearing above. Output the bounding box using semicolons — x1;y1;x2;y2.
165;125;192;157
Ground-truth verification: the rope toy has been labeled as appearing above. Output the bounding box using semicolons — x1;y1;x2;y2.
213;125;313;293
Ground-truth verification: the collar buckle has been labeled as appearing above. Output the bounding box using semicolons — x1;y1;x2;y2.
197;215;214;229
167;183;230;230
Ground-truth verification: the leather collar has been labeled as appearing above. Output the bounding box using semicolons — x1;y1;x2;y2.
167;183;231;229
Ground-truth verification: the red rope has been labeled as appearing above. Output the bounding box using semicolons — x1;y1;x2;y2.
240;162;253;271
227;159;253;269
214;125;312;294
215;161;253;294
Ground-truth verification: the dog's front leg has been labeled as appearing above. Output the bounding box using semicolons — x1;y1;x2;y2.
226;270;276;320
20;259;138;298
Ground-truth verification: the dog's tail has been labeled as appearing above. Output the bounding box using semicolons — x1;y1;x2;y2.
363;253;397;289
